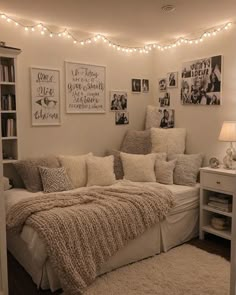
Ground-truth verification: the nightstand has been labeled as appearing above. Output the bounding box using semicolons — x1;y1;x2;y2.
200;167;236;295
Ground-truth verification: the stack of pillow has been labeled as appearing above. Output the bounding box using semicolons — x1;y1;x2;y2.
13;127;203;194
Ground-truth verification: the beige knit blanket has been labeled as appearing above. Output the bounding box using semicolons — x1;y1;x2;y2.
7;186;174;295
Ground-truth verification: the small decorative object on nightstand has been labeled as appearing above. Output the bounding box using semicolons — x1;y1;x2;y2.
209;157;220;168
218;121;236;169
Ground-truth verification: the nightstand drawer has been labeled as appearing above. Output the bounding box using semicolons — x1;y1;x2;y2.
202;172;236;192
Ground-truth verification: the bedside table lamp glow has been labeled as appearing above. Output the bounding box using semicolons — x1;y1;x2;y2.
218;121;236;169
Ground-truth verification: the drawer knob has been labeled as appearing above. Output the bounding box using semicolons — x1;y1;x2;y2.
216;181;221;184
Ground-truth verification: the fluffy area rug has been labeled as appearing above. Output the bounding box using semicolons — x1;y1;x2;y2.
80;244;229;295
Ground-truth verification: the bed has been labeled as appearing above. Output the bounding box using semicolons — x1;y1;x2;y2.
5;180;199;292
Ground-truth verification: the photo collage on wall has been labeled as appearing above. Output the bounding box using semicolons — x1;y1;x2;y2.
181;55;222;105
157;72;177;129
110;91;129;125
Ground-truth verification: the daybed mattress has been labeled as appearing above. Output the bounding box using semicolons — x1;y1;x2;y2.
5;181;200;291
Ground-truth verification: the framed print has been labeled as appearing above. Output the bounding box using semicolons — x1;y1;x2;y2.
132;79;141;92
159;92;170;107
167;72;178;88
31;67;61;126
65;61;106;113
181;55;222;105
115;111;129;125
142;79;149;92
159;109;175;128
110;91;128;111
158;78;167;92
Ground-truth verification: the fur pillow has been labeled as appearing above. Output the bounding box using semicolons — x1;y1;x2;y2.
120;152;166;182
145;105;162;129
87;155;116;186
168;154;204;186
155;160;176;185
39;166;74;193
58;153;92;188
151;128;186;155
106;150;124;180
121;129;152;154
14;156;60;192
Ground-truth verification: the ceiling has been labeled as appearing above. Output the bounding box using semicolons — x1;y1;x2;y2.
1;0;236;45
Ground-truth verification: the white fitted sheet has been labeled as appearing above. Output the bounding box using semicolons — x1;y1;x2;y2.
5;181;199;291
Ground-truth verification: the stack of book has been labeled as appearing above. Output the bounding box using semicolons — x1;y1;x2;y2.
1;94;16;110
1;117;16;137
208;194;232;212
0;63;15;82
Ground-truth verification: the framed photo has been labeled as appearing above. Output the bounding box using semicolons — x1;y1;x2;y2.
142;79;149;92
167;72;178;88
65;61;106;113
159;92;170;107
31;67;61;126
115;111;129;125
110;91;127;111
181;55;222;105
158;78;167;92
159;109;175;129
132;79;141;92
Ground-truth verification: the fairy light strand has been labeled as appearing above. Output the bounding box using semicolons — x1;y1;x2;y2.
0;12;234;54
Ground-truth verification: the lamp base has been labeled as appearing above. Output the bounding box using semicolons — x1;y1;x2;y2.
223;147;233;169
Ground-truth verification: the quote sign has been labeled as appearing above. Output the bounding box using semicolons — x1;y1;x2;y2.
65;62;106;113
31;67;60;126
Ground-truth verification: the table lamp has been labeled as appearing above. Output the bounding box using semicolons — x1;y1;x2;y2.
218;121;236;169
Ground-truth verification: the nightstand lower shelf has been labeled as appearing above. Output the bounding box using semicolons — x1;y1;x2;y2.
202;225;231;240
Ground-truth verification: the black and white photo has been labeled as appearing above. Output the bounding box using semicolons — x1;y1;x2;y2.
110;91;128;111
132;79;141;92
158;78;167;92
115;111;129;125
142;79;149;92
159;109;175;129
181;55;222;105
159;92;170;107
167;72;178;88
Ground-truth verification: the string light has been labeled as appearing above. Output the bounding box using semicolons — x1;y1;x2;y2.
0;12;234;54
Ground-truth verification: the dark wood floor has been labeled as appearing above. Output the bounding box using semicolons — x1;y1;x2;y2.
8;234;230;295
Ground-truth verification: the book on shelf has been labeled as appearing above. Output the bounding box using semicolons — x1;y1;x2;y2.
207;201;232;212
1;117;16;137
1;94;16;111
0;64;15;82
209;195;232;204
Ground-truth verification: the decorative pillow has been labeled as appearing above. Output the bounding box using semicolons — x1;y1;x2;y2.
120;152;162;182
39;166;74;193
151;128;186;155
168;154;204;186
58;153;92;188
14;156;60;192
155;160;176;185
106;150;124;180
145;105;162;129
3;177;12;191
87;155;116;186
121;129;152;155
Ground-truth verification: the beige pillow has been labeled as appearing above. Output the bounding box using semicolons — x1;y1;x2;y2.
145;105;162;129
168;154;204;186
87;155;116;186
58;153;92;188
155;160;176;185
106;149;124;180
151;128;186;155
120;152;166;182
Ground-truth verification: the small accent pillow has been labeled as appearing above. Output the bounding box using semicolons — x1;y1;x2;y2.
3;177;12;191
87;155;116;186
168;154;204;186
14;156;60;192
58;153;92;188
155;160;176;185
145;105;162;129
39;166;74;193
120;152;166;182
106;149;124;180
151;128;186;155
121;129;152;154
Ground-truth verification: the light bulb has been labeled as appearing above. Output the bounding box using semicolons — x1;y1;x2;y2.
25;27;29;31
1;15;6;19
73;40;77;44
31;27;35;31
7;18;11;22
58;33;61;37
41;31;45;35
15;22;19;26
80;41;84;45
50;33;53;37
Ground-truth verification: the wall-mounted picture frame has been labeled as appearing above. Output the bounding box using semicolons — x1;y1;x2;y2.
159;109;175;129
158;78;167;92
142;79;149;93
110;91;127;111
159;92;170;107
132;79;141;92
181;55;222;105
115;111;129;125
167;72;178;88
65;61;106;113
31;67;61;126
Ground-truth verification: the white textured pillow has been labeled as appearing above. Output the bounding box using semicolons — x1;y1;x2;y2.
87;155;116;186
120;152;163;182
155;160;176;185
3;177;12;191
145;105;162;129
58;153;92;188
151;128;186;155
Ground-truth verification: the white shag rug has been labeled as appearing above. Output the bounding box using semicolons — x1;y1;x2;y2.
65;244;230;295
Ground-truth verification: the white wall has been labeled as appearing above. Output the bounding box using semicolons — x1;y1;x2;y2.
1;24;153;157
153;29;236;163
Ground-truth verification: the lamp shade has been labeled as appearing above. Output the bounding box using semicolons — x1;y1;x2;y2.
218;121;236;142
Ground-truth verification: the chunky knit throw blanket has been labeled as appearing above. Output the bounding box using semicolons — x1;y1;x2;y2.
7;186;174;295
